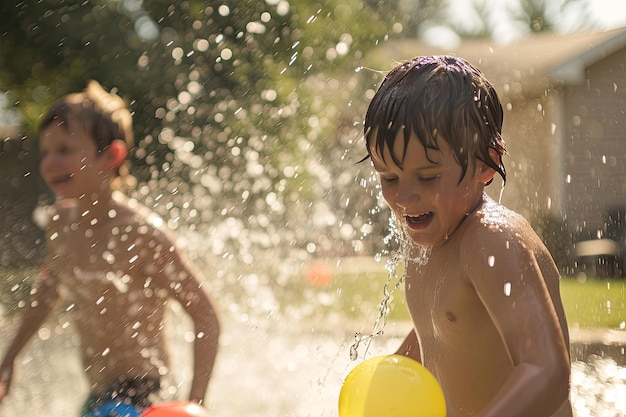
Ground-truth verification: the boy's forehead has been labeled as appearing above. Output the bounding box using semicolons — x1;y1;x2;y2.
369;133;405;165
369;129;447;168
39;120;92;146
40;120;74;138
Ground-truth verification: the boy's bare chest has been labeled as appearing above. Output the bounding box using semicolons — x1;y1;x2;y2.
50;234;162;312
54;233;143;271
47;225;161;300
404;253;487;334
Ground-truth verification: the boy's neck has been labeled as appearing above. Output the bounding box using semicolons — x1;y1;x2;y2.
58;188;118;226
438;192;487;247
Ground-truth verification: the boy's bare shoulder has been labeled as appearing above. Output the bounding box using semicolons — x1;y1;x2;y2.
112;191;175;246
459;197;543;259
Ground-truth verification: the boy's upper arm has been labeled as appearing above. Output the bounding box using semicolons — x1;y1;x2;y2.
462;226;567;368
34;261;61;305
396;328;422;363
146;230;216;319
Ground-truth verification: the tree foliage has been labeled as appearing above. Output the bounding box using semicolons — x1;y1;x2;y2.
0;0;400;271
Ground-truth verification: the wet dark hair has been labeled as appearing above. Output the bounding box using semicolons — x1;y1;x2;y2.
38;81;133;176
364;55;506;184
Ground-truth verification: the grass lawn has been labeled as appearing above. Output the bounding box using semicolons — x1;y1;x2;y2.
2;265;626;330
316;269;626;330
560;277;626;329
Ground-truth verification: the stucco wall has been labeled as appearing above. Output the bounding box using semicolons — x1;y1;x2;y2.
562;47;626;239
490;91;562;225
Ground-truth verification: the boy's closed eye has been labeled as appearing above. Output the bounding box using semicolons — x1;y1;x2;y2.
379;174;398;183
378;173;441;183
41;145;72;155
57;146;72;155
419;173;440;182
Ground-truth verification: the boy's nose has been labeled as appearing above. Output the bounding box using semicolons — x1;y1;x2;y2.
40;154;60;172
395;181;420;209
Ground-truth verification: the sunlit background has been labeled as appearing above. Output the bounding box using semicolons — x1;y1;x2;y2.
1;0;626;416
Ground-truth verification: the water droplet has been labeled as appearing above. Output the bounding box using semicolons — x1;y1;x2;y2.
38;327;51;341
102;251;115;264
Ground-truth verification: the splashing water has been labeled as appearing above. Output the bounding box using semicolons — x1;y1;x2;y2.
498;177;506;204
349;213;431;361
354;65;386;74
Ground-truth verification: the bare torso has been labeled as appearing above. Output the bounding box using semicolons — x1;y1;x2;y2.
406;249;513;414
46;197;171;393
404;198;572;417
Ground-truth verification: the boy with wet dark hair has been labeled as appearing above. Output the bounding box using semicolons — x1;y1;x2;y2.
364;56;572;417
0;81;221;416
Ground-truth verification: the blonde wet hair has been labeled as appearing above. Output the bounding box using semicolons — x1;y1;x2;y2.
39;80;136;188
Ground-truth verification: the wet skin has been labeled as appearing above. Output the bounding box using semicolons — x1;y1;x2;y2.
372;133;572;417
0;122;219;404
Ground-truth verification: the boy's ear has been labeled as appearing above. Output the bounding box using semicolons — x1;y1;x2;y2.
478;148;500;184
104;139;128;170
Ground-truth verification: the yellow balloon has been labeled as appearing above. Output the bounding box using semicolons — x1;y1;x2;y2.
338;354;446;417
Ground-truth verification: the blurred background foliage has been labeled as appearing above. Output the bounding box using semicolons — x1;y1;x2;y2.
0;0;434;270
1;0;398;268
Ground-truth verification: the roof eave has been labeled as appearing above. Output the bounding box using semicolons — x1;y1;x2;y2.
548;28;626;85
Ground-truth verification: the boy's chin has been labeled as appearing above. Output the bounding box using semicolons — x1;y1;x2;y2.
402;225;451;248
54;193;79;201
402;229;432;247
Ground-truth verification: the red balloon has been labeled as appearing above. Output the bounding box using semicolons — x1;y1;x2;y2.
140;401;211;417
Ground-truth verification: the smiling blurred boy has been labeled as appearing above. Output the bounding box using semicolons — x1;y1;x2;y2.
363;56;572;417
0;81;220;416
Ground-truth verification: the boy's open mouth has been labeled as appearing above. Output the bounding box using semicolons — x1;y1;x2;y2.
405;212;434;229
50;175;73;186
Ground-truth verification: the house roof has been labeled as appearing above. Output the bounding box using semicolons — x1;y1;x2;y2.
367;28;626;95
